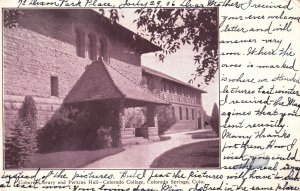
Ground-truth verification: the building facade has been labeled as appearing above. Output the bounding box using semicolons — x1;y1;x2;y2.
3;9;207;149
142;67;206;133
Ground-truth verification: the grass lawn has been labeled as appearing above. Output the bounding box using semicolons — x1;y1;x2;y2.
151;140;220;168
25;147;125;169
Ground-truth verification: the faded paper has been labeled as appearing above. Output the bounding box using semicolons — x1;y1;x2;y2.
0;0;300;190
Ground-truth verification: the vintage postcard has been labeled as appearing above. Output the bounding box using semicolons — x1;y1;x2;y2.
0;0;300;190
3;8;220;169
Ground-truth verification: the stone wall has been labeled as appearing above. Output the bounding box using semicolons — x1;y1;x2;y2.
3;10;143;135
4;95;62;135
163;103;204;133
3;23;89;134
4;27;90;99
16;10;142;68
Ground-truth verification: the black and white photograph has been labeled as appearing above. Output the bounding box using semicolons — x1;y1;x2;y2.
3;8;219;169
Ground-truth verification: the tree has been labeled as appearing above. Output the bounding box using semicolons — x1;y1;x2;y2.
5;96;38;168
4;9;23;28
134;8;218;86
210;103;220;135
97;8;218;86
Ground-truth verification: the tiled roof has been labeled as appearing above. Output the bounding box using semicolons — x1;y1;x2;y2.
64;61;168;105
141;66;207;93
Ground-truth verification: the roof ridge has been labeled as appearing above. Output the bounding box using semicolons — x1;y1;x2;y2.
104;61;169;103
100;61;126;98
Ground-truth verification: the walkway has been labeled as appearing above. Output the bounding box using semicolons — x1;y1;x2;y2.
83;129;218;168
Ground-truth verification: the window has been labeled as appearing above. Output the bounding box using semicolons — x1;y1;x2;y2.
148;75;154;90
165;82;169;92
171;83;175;94
145;74;154;90
169;83;173;93
88;34;97;61
172;83;175;94
172;106;175;119
179;107;182;120
196;94;201;104
178;86;182;95
161;80;165;91
176;85;180;95
192;109;195;120
163;81;167;92
75;29;85;58
99;39;108;61
186;108;189;120
51;76;58;97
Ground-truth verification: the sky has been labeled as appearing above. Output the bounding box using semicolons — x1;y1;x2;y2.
116;9;219;113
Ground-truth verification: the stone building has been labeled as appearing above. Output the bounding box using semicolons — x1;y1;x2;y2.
3;9;206;149
142;66;207;133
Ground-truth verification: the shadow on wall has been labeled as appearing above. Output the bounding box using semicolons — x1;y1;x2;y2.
36;61;123;153
157;105;176;134
37;104;176;153
6;98;176;157
36;101;120;153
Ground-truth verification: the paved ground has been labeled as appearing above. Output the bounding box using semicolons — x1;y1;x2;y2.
83;129;218;169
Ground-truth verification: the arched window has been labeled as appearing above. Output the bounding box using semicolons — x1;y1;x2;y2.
99;38;108;61
88;34;97;61
75;29;85;58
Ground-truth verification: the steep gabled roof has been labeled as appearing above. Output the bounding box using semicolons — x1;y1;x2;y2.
64;61;168;105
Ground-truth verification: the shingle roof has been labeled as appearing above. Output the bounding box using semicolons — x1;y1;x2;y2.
64;61;168;105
